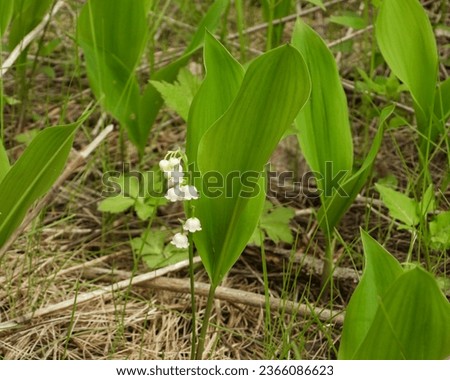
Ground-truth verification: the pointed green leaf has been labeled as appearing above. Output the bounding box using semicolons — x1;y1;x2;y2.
376;0;438;132
193;43;310;285
77;0;148;147
184;0;230;55
375;183;420;227
293;19;353;197
339;230;403;359
0;123;79;247
186;33;246;282
353;267;450;359
186;32;244;165
136;0;230;152
318;105;394;234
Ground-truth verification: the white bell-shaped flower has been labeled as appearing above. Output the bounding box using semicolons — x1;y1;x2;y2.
183;217;202;233
159;159;171;172
171;233;189;249
179;185;199;200
165;187;182;202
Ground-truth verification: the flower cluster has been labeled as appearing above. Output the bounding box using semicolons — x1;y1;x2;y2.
159;152;201;249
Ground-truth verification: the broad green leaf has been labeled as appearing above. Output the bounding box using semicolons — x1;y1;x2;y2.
187;33;252;283
0;123;79;247
78;0;228;153
137;0;230;153
338;230;403;359
77;0;148;147
376;0;438;140
186;32;244;165
375;183;419;227
98;197;135;214
194;43;310;285
329;14;367;30
0;140;10;183
353;267;450;359
0;0;14;37
150;68;201;121
293;19;353;197
317;105;394;234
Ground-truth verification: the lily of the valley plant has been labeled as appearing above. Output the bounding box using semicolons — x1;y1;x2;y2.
183;32;311;359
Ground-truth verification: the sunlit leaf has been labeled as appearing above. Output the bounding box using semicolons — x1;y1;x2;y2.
339;230;403;359
376;0;438;144
293;19;353;198
189;37;310;285
340;231;450;359
353;267;450;359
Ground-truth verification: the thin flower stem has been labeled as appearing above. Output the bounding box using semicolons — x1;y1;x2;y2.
195;282;217;360
188;233;197;360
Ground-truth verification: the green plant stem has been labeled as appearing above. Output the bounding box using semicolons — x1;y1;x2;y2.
321;234;335;297
259;229;273;356
188;233;197;360
266;0;274;51
234;0;246;61
195;282;217;360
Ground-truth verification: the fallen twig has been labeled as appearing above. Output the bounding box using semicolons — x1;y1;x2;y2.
141;277;345;325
